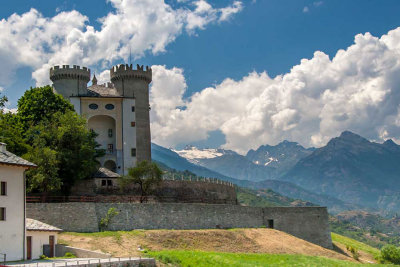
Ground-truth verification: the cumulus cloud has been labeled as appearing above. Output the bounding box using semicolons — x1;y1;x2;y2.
150;28;400;153
0;0;243;87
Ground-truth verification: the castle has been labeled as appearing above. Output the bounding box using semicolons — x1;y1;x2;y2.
49;64;152;175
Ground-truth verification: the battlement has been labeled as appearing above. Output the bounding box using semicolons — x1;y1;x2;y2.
110;64;152;83
50;65;91;82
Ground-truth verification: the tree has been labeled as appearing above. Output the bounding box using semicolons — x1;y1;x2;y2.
0;93;7;109
0;112;29;156
120;161;163;203
24;110;104;194
380;245;400;264
17;85;74;128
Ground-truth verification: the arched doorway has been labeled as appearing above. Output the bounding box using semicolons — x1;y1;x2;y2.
88;115;116;154
104;160;117;172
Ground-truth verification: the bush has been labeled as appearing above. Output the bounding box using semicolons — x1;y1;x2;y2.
346;245;360;260
39;255;48;260
380;245;400;264
64;252;76;258
99;207;119;231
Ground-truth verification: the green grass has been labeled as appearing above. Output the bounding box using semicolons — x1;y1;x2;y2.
332;233;380;258
146;250;389;267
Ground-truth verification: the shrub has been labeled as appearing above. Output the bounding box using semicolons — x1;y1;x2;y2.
99;207;119;231
380;245;400;264
346;245;360;260
39;255;48;260
64;252;76;258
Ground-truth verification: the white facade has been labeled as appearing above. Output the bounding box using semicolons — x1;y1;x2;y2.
26;231;58;260
0;165;26;261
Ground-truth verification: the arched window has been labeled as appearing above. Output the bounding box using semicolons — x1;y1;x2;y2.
89;103;98;110
105;104;115;110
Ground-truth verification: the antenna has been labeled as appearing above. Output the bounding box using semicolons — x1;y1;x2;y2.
129;47;132;65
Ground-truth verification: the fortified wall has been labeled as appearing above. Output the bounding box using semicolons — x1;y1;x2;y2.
70;179;237;205
26;203;332;249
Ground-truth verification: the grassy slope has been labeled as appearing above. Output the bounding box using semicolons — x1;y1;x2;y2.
332;233;380;259
146;250;388;267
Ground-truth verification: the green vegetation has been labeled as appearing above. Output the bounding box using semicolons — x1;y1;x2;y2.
146;250;388;267
331;233;380;258
0;86;104;194
119;160;163;202
99;207;119;231
380;245;400;264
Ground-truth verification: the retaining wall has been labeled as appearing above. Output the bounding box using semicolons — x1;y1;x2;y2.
26;203;332;248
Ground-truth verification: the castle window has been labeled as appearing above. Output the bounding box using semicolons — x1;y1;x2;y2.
131;122;136;127
89;103;98;110
0;207;5;221
131;106;135;112
108;129;113;138
105;104;114;110
107;144;114;154
0;182;6;196
131;148;136;157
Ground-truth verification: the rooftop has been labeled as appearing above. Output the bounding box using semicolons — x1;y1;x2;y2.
26;218;62;232
92;167;120;178
86;84;121;97
0;143;36;168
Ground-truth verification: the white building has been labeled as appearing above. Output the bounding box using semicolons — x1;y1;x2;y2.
0;142;36;261
49;64;152;175
26;218;62;260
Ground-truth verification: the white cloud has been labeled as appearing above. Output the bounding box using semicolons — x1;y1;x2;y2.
0;0;243;87
150;28;400;153
313;1;323;7
303;6;309;13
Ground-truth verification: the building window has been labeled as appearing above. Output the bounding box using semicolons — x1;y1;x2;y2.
0;207;5;221
105;104;115;110
131;148;136;157
0;182;6;196
107;144;114;154
107;180;113;186
267;219;274;229
131;122;136;127
108;129;113;138
89;103;98;110
101;180;107;186
131;106;135;112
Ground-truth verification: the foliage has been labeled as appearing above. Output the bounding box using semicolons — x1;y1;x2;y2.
0;93;7;109
0;87;103;194
346;245;360;260
119;161;163;202
380;245;400;264
17;85;74;128
23;110;103;194
146;250;389;267
99;208;120;231
39;255;48;260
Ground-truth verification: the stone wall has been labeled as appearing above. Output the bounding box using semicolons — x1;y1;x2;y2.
71;179;237;204
26;203;332;248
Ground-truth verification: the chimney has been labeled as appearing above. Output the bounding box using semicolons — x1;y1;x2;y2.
0;142;7;153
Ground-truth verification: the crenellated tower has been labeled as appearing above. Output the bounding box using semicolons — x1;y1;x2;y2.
110;64;152;163
50;65;91;99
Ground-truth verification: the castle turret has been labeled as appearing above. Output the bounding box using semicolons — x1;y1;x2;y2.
50;65;91;99
110;64;152;163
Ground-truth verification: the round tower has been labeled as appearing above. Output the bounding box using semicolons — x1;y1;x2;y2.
50;65;91;99
110;64;152;164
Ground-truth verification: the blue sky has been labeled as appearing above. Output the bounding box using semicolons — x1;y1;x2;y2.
2;0;400;151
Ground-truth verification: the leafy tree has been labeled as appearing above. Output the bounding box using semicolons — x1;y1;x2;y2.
17;85;73;128
120;161;163;203
0;112;29;155
380;245;400;264
24;110;104;194
0;93;7;109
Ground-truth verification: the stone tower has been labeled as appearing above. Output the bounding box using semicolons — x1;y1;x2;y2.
50;65;91;99
110;64;152;163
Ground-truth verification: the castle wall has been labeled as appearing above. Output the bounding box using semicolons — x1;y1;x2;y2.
26;203;332;248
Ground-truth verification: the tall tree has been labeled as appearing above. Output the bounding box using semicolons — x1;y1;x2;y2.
119;161;163;202
17;85;74;128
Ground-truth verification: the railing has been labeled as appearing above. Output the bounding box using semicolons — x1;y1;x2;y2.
162;175;235;187
26;195;237;204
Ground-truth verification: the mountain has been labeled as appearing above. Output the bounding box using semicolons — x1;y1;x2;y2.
173;141;314;181
246;140;315;175
152;142;356;214
282;131;400;213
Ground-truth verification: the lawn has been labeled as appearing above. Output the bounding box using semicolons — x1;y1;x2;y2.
146;250;389;267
